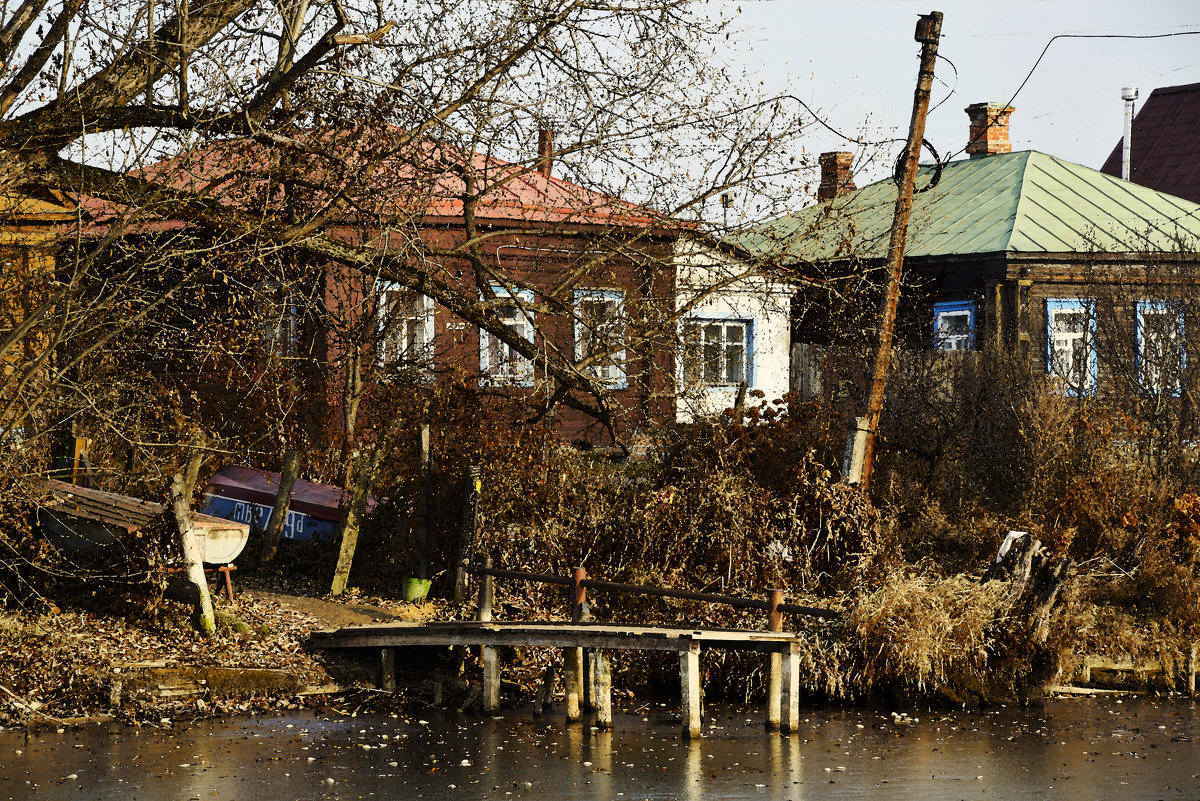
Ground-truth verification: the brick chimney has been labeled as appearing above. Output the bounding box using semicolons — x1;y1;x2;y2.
965;102;1015;158
817;151;856;201
537;127;553;178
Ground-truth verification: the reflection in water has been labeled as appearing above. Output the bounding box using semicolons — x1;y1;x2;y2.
2;699;1199;800
684;736;703;801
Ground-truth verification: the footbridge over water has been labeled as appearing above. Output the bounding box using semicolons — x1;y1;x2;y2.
310;562;840;738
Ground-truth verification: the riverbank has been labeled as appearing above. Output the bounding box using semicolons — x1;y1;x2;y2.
0;582;442;729
1;573;1191;731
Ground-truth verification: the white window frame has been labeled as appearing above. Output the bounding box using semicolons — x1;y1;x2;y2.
574;289;627;390
479;287;535;387
1046;298;1097;397
377;281;435;368
933;300;975;351
682;318;752;387
1136;299;1185;397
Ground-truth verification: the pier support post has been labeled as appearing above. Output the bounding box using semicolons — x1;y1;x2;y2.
482;646;500;712
477;555;494;623
478;554;499;712
1189;643;1196;699
781;642;800;733
565;646;584;722
584;650;596;711
594;649;613;729
379;648;396;693
766;589;783;731
680;643;702;739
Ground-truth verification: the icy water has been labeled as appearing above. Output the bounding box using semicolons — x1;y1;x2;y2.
2;698;1199;800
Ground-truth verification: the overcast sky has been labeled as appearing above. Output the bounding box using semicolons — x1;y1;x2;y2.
715;0;1200;185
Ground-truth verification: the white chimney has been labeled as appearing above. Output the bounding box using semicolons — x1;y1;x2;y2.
1121;86;1138;181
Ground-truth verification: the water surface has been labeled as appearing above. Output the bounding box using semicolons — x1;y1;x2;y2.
2;697;1198;799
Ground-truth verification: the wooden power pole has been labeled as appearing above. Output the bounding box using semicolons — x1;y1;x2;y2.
851;11;943;490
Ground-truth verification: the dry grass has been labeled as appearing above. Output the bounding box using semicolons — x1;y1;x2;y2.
848;573;1009;699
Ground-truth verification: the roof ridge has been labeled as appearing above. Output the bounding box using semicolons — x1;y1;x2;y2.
1148;81;1200;96
997;150;1034;252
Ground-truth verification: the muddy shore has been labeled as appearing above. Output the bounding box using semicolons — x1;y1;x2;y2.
0;579;1189;732
0;584;444;729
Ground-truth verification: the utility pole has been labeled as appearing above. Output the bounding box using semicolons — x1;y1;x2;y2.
850;11;942;490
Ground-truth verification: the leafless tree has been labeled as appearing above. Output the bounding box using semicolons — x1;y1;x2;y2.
0;0;824;598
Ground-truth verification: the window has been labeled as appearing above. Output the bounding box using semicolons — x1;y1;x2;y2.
256;281;298;357
1046;299;1096;396
377;282;434;367
1137;300;1185;396
574;289;627;389
933;300;974;351
479;287;535;386
683;319;751;386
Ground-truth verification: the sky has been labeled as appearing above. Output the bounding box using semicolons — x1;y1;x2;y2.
714;0;1200;185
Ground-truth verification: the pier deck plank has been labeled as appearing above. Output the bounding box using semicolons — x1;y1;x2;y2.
310;621;803;654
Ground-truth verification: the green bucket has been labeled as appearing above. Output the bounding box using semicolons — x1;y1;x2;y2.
402;577;432;603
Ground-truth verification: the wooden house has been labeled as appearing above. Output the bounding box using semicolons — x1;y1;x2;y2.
733;103;1200;400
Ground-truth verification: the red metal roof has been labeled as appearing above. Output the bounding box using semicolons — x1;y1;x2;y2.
79;130;677;234
1100;82;1200;204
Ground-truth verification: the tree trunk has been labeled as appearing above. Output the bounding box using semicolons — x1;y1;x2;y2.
416;423;433;580
260;449;302;562
330;417;402;596
169;455;216;637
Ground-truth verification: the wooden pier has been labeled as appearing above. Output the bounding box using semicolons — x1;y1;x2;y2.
310;562;837;737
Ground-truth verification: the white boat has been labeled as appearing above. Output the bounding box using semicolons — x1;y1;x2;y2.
36;478;250;564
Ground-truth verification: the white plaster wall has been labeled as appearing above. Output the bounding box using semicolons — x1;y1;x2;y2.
674;240;792;423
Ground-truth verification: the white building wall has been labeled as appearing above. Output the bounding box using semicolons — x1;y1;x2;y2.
674;240;792;423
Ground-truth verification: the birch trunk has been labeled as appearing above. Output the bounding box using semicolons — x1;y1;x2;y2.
260;449;302;562
169;459;215;636
330;417;402;596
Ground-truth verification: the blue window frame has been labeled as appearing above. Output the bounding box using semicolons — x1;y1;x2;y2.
681;317;754;387
1046;298;1097;397
573;289;627;390
1136;300;1185;397
479;287;535;387
933;300;975;351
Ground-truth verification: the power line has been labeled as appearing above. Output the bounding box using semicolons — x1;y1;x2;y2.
942;30;1200;161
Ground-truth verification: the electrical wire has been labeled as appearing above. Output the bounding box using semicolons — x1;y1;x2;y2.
928;53;958;116
942;30;1200;162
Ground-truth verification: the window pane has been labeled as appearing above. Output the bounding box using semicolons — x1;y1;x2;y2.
933;305;973;351
724;341;744;384
1056;311;1085;335
702;323;722;383
1140;304;1183;394
940;313;970;337
577;294;624;386
380;289;430;363
1049;304;1092;393
683;323;701;383
724;323;746;383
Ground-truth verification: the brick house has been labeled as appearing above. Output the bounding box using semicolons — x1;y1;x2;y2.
733;103;1200;400
76;130;792;447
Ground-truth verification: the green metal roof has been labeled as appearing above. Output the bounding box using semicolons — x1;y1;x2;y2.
732;150;1200;263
